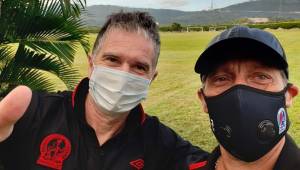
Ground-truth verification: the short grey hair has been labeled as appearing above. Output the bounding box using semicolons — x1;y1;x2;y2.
92;11;161;67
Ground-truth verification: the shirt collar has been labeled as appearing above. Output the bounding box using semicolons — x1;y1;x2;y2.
204;146;221;170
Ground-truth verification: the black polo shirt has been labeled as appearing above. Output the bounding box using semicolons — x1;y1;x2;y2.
195;134;300;170
0;78;208;170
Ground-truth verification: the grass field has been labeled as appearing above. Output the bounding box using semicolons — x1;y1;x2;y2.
53;30;300;152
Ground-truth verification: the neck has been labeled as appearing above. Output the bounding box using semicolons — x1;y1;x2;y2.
217;137;285;170
85;94;129;146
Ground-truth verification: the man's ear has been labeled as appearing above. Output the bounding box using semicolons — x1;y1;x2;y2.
151;70;158;82
88;54;93;78
285;84;299;107
197;89;208;113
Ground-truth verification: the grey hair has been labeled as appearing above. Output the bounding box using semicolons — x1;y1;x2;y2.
91;11;160;67
280;70;288;85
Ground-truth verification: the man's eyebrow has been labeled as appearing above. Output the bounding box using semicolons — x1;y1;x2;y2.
102;52;120;58
209;67;231;76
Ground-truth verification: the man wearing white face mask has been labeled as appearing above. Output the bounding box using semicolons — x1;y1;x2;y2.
0;11;208;170
89;66;151;116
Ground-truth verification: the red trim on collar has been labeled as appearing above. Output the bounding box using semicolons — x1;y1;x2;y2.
71;80;81;109
189;161;207;170
139;105;146;125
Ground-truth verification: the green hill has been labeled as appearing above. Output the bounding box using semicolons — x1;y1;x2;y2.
83;0;300;26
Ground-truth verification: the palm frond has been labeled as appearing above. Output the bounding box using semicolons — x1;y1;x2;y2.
24;40;78;65
13;45;80;89
0;0;88;96
0;45;14;65
0;66;55;97
1;0;89;46
2;2;90;63
21;16;90;63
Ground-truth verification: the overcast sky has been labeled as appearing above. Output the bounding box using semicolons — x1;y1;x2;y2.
86;0;251;11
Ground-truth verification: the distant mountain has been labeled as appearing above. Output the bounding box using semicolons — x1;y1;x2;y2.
82;0;300;26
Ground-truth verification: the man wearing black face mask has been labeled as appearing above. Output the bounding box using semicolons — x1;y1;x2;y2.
194;26;300;170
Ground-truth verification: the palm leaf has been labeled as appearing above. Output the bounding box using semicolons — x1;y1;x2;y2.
1;0;90;64
0;66;55;97
0;45;14;65
24;40;78;65
22;17;90;64
13;45;80;89
0;0;88;97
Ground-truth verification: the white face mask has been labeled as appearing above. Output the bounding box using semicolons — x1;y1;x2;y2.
89;65;151;116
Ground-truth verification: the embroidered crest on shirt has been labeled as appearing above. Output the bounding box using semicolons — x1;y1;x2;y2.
130;158;144;170
37;133;71;170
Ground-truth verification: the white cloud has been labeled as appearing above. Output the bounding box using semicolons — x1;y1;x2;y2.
156;0;189;7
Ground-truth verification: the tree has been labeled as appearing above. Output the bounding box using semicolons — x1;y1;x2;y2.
171;22;182;32
0;0;90;97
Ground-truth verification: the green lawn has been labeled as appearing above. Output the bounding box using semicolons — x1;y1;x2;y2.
54;30;300;152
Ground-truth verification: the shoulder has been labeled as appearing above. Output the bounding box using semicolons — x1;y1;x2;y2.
142;115;177;142
14;90;72;130
30;90;72;106
142;115;209;167
142;115;197;147
26;90;73;120
285;135;300;168
275;134;300;170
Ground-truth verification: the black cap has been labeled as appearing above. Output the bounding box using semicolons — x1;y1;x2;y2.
194;26;288;79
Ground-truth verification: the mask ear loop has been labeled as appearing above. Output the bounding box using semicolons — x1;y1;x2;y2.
90;54;97;71
284;83;293;92
200;88;208;100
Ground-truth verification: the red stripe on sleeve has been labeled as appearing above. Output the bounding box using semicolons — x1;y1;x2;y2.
189;161;207;170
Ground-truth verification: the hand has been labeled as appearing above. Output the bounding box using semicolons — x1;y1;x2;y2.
0;86;32;142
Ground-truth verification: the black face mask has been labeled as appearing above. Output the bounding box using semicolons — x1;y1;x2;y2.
203;85;289;162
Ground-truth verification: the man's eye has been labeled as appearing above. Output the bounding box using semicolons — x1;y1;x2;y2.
106;57;118;63
209;75;231;86
256;74;269;80
135;65;147;72
250;73;273;85
213;76;229;82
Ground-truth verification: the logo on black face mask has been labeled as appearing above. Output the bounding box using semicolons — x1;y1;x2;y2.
277;108;287;134
210;119;215;132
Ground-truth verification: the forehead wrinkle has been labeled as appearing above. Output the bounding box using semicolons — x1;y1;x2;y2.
221;59;270;74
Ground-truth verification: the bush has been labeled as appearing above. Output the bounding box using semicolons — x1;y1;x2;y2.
249;21;300;29
159;26;172;32
159;21;300;32
84;26;101;33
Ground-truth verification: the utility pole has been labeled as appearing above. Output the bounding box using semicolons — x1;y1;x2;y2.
278;0;282;18
211;0;214;10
